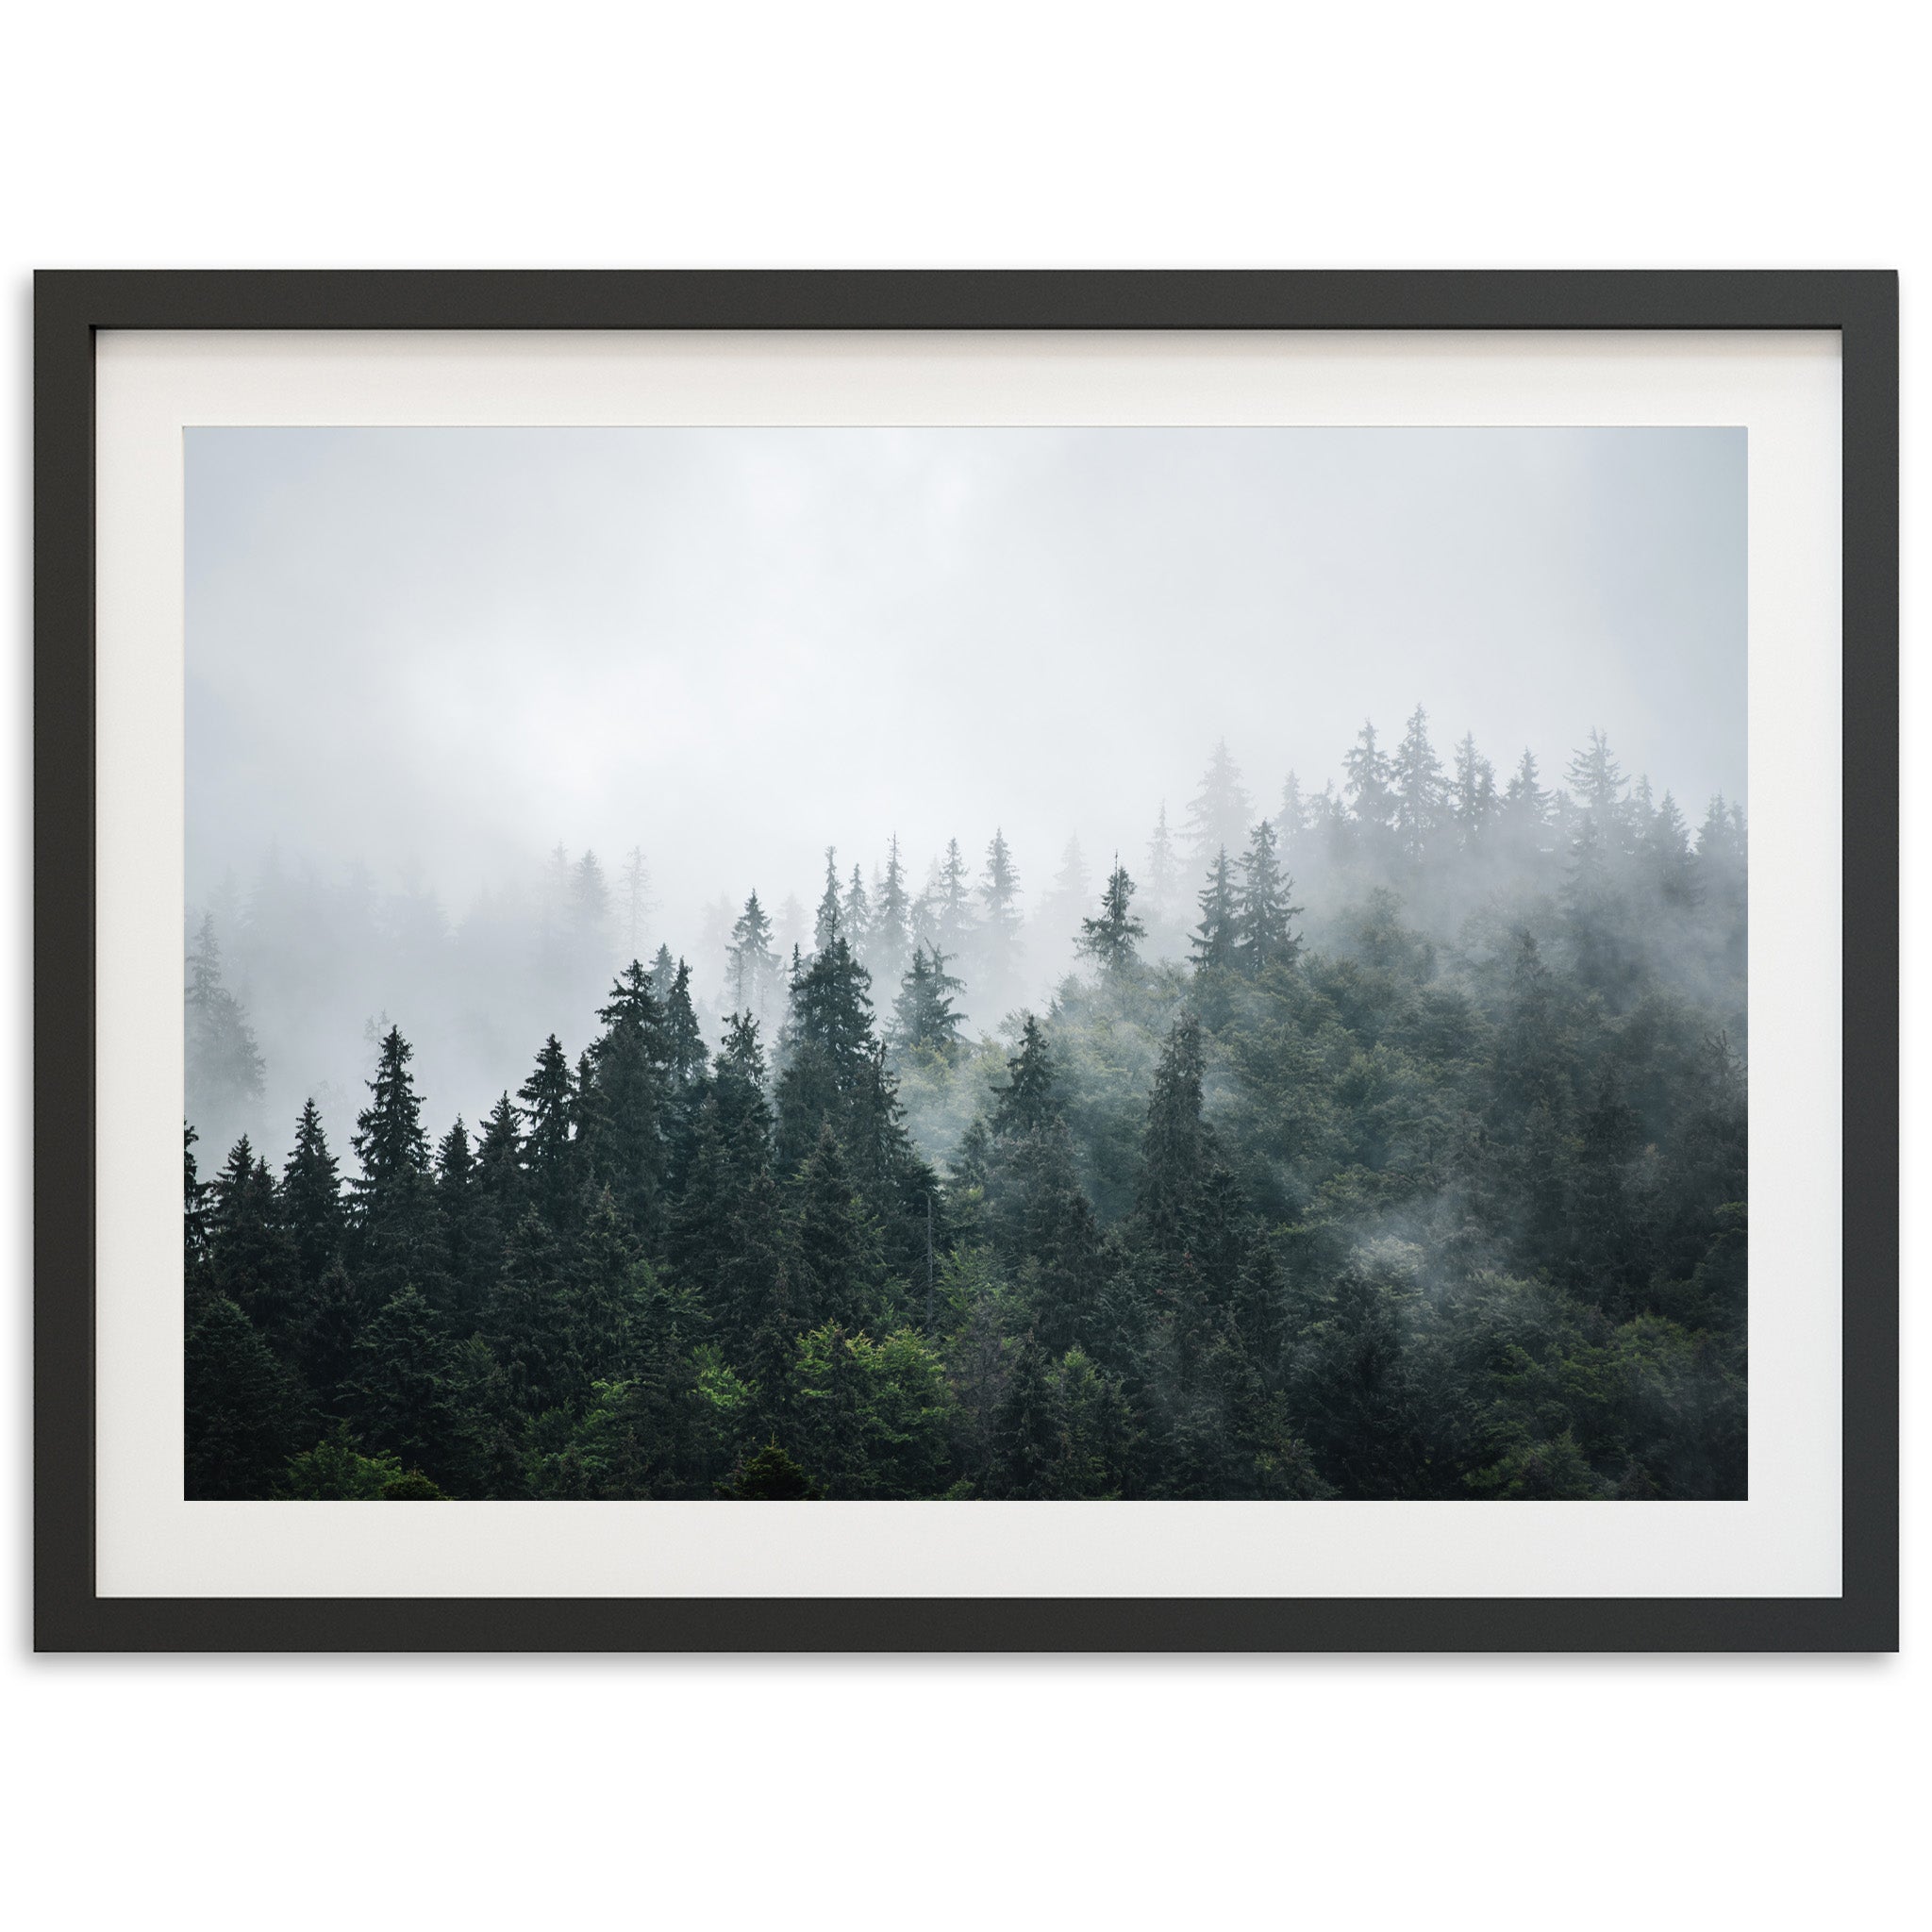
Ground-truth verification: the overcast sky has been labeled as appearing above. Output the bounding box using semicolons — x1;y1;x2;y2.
187;425;1745;951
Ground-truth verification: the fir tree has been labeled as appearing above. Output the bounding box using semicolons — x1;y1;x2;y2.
841;864;873;958
1234;818;1302;974
517;1034;579;1224
1184;740;1254;879
1452;732;1499;848
185;912;264;1143
813;848;842;952
977;829;1023;1001
891;943;968;1059
1138;1012;1215;1251
1144;803;1180;935
281;1098;345;1291
932;838;974;958
1391;705;1447;863
993;1015;1058;1139
1342;720;1394;838
726;890;777;1021
871;836;912;988
1077;858;1146;977
587;960;671;1231
1190;849;1240;974
618;845;654;958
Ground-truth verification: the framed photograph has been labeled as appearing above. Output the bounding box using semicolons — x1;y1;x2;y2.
34;272;1897;1651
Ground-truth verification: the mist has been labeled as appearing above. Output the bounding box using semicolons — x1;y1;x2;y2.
187;425;1743;1149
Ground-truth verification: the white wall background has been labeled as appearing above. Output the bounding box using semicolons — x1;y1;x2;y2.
0;4;1919;1927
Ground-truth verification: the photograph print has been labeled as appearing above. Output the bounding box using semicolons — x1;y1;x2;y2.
183;425;1748;1505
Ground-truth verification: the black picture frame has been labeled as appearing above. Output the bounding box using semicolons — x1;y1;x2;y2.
33;270;1899;1653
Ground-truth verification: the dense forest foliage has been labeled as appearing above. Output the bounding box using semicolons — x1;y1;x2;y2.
185;711;1747;1501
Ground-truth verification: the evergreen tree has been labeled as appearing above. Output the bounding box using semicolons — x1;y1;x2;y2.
671;1013;788;1360
871;836;912;988
988;1337;1061;1499
1144;803;1181;936
349;1026;440;1304
1190;849;1240;974
1567;728;1628;833
1038;836;1091;974
1501;747;1551;854
813;848;842;952
185;912;264;1144
1452;732;1499;849
977;829;1023;1002
1137;1012;1215;1252
787;1124;884;1333
586;961;670;1231
1077;858;1146;977
993;1015;1058;1139
726;891;776;1021
1342;720;1394;840
1646;790;1700;907
186;1293;312;1499
517;1034;579;1224
619;845;654;958
281;1098;345;1291
1234;818;1302;974
208;1135;299;1344
1184;740;1254;880
931;838;974;958
891;944;968;1059
841;864;873;958
1390;705;1448;863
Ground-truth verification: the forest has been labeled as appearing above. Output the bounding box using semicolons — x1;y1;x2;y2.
185;709;1748;1502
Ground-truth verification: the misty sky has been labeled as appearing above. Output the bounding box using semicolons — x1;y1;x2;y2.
187;425;1745;953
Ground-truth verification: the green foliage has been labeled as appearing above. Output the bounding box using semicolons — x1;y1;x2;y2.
185;717;1748;1504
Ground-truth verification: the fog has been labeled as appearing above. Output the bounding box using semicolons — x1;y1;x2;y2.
186;425;1745;1152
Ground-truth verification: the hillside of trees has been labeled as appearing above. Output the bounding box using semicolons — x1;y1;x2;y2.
185;711;1748;1502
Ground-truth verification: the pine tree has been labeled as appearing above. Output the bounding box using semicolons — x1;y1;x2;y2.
1190;849;1240;974
1501;748;1550;852
517;1034;579;1224
786;1124;885;1334
932;838;974;958
1184;740;1254;880
871;836;912;988
989;1337;1061;1499
1342;720;1394;840
841;864;873;958
350;1026;440;1304
994;1015;1058;1139
281;1098;345;1291
1234;818;1302;974
185;912;264;1145
671;1013;787;1359
186;1292;313;1498
208;1135;299;1344
891;943;968;1059
1144;804;1180;935
1452;732;1499;849
813;848;842;952
1390;705;1448;864
1138;1012;1215;1251
1038;835;1091;974
726;890;777;1021
1567;728;1628;830
1077;858;1146;978
977;829;1023;1002
619;846;654;958
1647;790;1700;907
586;961;670;1232
184;1124;209;1292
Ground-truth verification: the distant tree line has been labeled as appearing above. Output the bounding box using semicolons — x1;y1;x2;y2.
186;711;1746;1501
